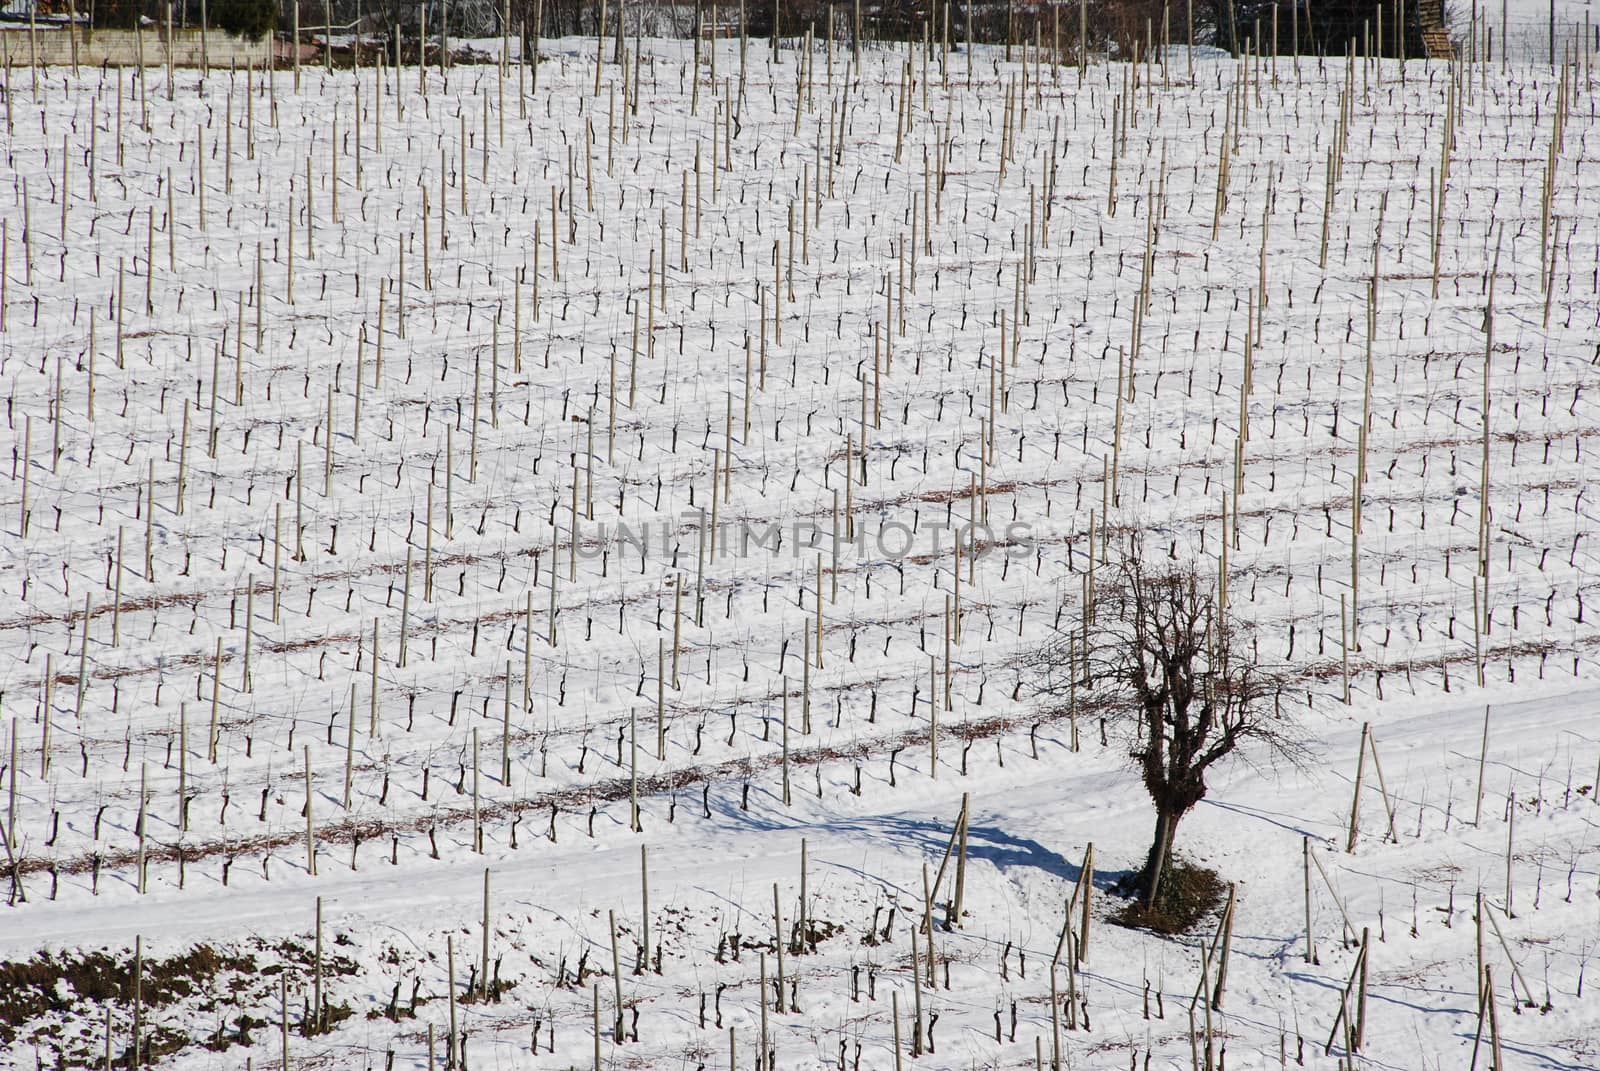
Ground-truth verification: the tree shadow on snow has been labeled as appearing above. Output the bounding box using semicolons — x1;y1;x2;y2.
960;823;1129;893
717;802;1130;893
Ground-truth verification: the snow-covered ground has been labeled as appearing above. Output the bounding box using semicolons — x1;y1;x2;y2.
1476;0;1600;61
0;34;1597;1071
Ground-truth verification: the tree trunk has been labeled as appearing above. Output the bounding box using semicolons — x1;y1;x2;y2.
1140;808;1180;905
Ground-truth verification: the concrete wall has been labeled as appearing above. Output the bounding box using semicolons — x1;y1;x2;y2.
0;26;274;67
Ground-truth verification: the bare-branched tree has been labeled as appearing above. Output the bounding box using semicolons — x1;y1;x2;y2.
1032;540;1295;907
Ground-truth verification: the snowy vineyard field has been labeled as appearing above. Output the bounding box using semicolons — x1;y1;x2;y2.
1;27;1599;1071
